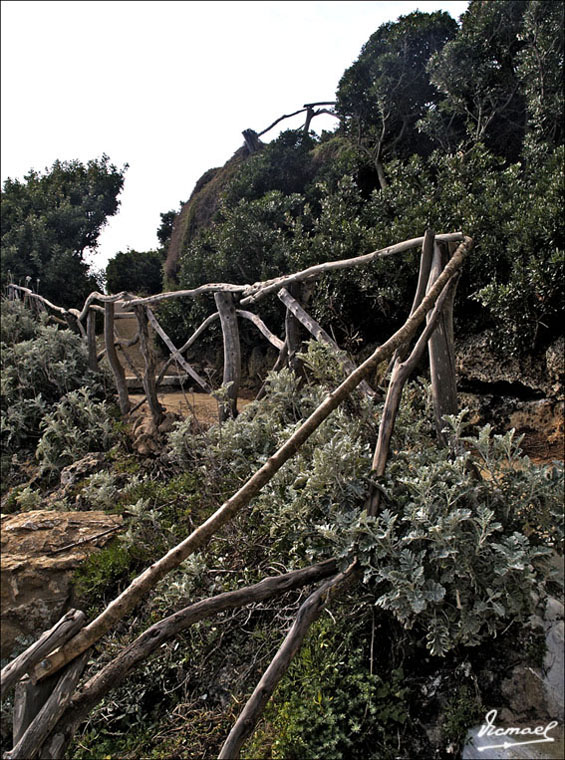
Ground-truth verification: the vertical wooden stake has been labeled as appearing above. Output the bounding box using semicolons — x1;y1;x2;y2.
104;302;130;415
135;306;164;428
426;241;458;444
86;309;98;372
214;292;241;420
284;282;303;372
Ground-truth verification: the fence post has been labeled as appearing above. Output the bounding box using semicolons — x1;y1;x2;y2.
135;306;164;428
284;282;303;372
86;309;98;372
426;240;458;444
104;302;130;415
214;292;241;420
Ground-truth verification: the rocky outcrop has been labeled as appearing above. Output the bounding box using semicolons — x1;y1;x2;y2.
1;510;122;658
456;333;564;400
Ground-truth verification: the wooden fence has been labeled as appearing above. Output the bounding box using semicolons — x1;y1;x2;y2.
2;230;473;759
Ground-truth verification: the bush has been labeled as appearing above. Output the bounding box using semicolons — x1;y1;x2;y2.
0;299;41;344
171;351;563;657
35;388;116;474
249;616;408;760
1;303;112;487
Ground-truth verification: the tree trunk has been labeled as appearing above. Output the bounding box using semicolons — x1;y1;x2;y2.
214;292;241;420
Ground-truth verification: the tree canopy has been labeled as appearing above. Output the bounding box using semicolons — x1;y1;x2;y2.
1;155;127;307
106;249;165;295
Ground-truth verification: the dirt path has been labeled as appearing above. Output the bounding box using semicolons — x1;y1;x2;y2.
129;391;252;426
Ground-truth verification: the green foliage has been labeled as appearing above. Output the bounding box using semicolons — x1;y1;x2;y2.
35;388;116;474
337;405;563;656
1;155;127;307
171;351;562;661
441;685;484;749
248;616;408;760
73;539;133;610
516;1;565;152
106;248;165;295
223;130;316;207
336;11;458;174
364;144;565;352
0;299;41;344
1;310;108;459
425;0;528;159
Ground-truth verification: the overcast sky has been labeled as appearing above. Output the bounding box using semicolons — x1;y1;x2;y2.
1;0;469;272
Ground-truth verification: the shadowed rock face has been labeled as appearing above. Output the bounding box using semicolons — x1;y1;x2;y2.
1;510;122;658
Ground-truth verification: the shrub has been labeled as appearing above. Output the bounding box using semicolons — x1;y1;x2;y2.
36;388;116;474
0;299;41;344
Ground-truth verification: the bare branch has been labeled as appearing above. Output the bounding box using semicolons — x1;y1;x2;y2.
42;562;338;740
1;611;86;697
219;562;358;759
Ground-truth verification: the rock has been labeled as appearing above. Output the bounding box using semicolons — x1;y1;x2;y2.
544;620;564;721
500;666;547;721
1;509;122;658
157;412;178;435
456;332;555;397
59;453;106;490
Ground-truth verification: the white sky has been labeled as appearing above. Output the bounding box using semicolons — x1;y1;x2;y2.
1;0;469;272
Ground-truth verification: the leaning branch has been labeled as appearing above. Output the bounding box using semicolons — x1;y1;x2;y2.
236;310;284;351
32;237;473;683
41;561;338;740
218;562;358;759
277;288;375;397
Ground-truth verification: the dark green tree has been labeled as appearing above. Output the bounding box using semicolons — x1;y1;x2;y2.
1;155;127;307
516;0;565;152
157;209;179;247
425;0;528;160
106;249;165;295
335;10;458;187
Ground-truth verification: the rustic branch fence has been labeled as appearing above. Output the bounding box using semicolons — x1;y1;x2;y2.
3;230;472;759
